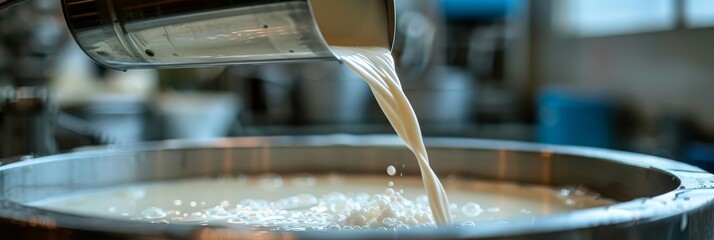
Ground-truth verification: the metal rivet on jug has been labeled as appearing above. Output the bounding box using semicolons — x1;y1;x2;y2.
61;0;395;70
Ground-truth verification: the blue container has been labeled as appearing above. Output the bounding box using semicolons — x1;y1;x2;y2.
685;142;714;173
537;86;615;148
440;0;522;21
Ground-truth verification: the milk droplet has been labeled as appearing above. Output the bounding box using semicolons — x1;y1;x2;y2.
387;165;397;176
206;206;231;219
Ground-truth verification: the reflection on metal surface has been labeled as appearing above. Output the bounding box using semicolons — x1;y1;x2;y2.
0;135;713;239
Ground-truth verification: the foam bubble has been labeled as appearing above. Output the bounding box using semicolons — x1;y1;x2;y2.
141;207;167;219
387;165;397;176
278;193;318;210
205;206;232;219
460;221;476;228
461;202;483;217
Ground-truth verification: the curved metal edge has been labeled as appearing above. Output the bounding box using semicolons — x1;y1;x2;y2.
0;0;30;12
305;0;340;62
61;0;125;71
386;0;396;51
1;135;713;239
53;134;713;174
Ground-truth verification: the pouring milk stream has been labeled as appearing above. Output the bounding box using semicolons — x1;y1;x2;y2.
332;47;452;225
309;0;452;225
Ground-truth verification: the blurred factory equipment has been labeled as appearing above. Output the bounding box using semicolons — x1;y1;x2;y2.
404;66;474;126
53;43;158;145
214;64;296;129
296;62;371;125
393;1;477;129
0;0;395;157
153;92;239;140
394;0;526;137
147;67;240;140
0;0;70;157
686;141;714;172
524;0;714;173
396;10;437;79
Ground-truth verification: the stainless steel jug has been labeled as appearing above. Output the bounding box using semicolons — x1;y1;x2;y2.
62;0;395;70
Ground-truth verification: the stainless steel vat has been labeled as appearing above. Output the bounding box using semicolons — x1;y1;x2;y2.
1;135;713;239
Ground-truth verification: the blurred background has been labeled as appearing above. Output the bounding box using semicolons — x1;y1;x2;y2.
1;0;713;171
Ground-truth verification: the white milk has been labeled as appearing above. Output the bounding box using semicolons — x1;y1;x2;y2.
33;174;614;231
310;2;455;222
332;47;453;225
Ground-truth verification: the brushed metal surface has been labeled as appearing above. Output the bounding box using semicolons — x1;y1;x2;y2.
62;0;395;70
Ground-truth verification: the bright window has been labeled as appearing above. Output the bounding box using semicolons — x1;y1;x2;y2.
686;0;714;28
559;0;676;37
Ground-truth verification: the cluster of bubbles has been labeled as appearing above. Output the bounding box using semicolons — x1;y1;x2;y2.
139;188;483;231
557;186;609;208
122;172;618;231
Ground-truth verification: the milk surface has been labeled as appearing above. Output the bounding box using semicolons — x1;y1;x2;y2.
33;174;614;231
